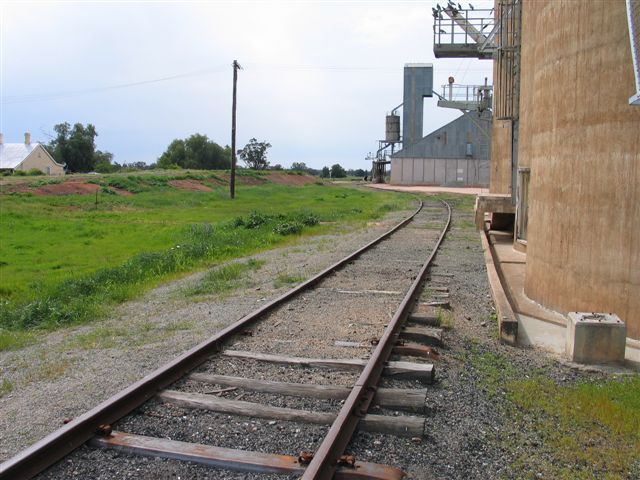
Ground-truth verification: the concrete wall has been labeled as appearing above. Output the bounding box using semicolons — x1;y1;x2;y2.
17;146;64;175
391;157;489;186
490;119;512;194
518;0;640;339
489;9;515;196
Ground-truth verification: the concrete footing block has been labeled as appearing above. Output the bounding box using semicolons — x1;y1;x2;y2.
566;312;626;364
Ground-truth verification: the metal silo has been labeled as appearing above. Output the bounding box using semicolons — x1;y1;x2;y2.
385;114;400;143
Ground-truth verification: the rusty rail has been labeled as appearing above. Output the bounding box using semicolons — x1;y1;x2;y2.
301;200;451;480
0;201;426;480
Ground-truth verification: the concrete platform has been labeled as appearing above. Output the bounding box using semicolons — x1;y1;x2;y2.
482;231;640;370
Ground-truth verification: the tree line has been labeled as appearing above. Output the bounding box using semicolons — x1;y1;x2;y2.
292;163;367;179
43;122;367;178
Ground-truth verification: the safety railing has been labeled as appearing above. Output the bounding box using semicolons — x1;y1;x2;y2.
433;6;495;58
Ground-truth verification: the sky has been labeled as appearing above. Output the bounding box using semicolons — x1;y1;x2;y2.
0;0;494;170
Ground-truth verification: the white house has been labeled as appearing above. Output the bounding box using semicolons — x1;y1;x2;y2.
0;132;65;175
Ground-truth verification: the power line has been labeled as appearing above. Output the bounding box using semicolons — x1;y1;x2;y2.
243;62;399;72
1;65;229;105
1;61;491;106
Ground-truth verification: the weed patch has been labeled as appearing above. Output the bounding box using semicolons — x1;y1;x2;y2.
456;219;476;230
273;221;303;236
0;378;14;397
0;330;38;350
183;259;265;297
436;308;454;329
463;343;640;478
429;193;476;212
28;178;63;188
506;375;640;479
464;341;519;396
274;273;305;289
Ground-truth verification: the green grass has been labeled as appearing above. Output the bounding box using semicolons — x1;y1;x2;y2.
0;378;14;398
273;273;306;289
463;342;640;479
507;376;640;479
183;259;265;297
456;219;476;230
436;307;454;329
428;192;476;212
0;330;38;351
0;177;413;346
66;320;197;350
464;341;520;396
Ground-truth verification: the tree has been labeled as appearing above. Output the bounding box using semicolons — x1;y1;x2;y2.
93;150;115;173
348;168;367;177
330;163;347;178
47;122;109;173
157;134;230;170
320;166;330;178
291;162;308;172
238;138;271;170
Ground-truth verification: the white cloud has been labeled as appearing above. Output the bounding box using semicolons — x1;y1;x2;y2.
1;0;494;169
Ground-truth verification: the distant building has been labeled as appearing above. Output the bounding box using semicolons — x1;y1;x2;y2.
391;111;490;186
386;64;491;187
0;132;65;176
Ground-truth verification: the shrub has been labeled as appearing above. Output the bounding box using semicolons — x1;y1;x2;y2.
28;179;62;188
296;212;319;226
104;177;145;193
273;221;303;235
233;211;270;229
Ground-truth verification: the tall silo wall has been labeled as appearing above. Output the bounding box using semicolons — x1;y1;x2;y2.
519;0;640;339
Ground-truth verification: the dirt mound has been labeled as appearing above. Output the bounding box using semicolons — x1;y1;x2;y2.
168;180;213;192
1;171;318;197
216;172;316;186
109;187;134;196
33;182;100;196
235;174;267;186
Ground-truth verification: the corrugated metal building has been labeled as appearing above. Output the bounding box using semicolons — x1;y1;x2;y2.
391;111;490;186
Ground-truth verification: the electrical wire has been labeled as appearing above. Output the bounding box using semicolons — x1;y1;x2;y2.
2;61;491;106
1;64;229;105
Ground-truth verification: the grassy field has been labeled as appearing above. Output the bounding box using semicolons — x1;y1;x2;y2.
0;172;413;348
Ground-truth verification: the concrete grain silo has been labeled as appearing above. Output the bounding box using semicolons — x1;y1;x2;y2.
433;0;640;363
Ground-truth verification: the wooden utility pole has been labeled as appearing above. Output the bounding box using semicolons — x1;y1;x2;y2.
230;60;241;199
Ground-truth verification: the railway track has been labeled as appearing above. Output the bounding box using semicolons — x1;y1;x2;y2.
1;198;451;480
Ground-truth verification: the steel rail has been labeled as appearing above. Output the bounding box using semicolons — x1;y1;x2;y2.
302;200;451;480
0;201;425;480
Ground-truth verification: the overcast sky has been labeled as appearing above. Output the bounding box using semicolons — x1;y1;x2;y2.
0;0;494;170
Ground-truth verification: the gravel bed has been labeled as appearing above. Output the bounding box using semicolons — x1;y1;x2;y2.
195;358;361;389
